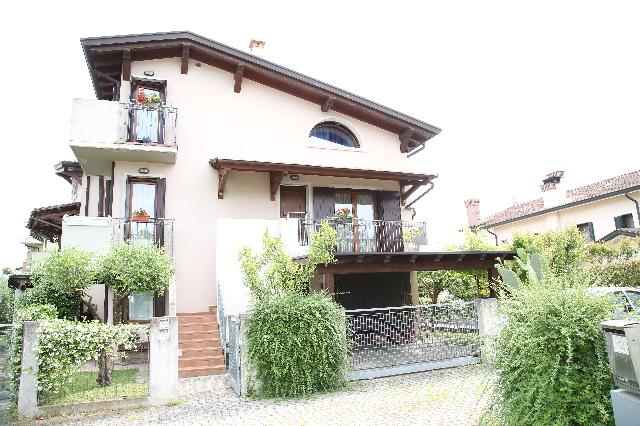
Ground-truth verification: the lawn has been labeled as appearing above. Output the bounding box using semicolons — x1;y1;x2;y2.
40;368;148;406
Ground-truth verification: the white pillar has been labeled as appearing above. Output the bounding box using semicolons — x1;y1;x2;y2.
18;321;40;418
149;316;178;405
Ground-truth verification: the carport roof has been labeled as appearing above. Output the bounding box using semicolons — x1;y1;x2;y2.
294;251;517;273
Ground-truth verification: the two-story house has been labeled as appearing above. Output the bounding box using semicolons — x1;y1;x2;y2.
56;31;515;377
466;170;640;244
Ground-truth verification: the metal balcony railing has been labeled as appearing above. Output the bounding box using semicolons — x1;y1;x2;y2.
117;103;178;145
111;218;175;257
299;218;427;253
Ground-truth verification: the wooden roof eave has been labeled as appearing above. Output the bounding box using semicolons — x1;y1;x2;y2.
209;158;437;200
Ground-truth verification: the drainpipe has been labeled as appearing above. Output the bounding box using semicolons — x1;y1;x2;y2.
486;228;499;247
406;181;435;209
624;192;640;226
407;142;426;158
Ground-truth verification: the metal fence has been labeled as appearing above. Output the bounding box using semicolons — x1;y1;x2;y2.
37;336;150;406
117;102;178;145
299;219;427;252
111;218;175;258
227;316;242;395
345;301;479;373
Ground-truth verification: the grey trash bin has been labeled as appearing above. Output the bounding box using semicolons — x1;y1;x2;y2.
601;320;640;395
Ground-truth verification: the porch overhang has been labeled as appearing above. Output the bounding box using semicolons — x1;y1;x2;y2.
294;251;517;273
8;274;32;291
27;202;81;242
209;158;437;201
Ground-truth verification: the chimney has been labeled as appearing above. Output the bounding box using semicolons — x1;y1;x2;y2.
541;171;566;208
464;199;481;227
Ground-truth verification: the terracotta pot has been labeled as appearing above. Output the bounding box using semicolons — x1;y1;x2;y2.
132;214;149;223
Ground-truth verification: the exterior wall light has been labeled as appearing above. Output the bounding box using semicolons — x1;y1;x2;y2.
143;71;155;77
290;174;300;181
138;168;150;174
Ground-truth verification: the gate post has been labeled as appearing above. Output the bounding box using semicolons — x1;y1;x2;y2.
18;321;40;418
477;298;499;363
149;316;178;405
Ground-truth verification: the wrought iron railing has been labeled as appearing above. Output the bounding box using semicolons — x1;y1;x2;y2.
111;218;175;258
345;301;479;371
117;102;178;145
299;218;427;252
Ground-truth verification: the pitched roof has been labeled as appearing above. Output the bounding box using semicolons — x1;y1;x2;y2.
80;31;441;152
479;170;640;228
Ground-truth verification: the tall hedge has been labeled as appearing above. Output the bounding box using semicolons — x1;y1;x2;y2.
246;292;348;397
494;283;614;425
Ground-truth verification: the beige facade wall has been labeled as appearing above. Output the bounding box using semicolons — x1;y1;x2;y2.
489;191;640;243
73;57;417;314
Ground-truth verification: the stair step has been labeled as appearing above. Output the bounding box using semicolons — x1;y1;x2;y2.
209;306;217;314
180;347;222;358
179;355;225;369
179;338;221;350
178;315;217;324
179;322;217;332
180;330;219;340
178;365;227;378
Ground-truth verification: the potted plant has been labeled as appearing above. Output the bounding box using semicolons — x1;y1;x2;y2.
335;208;352;224
136;90;161;108
132;208;150;223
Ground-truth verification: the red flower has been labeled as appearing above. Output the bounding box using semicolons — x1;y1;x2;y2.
137;89;145;104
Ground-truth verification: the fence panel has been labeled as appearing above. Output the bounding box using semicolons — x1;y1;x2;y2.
227;316;242;395
345;301;479;376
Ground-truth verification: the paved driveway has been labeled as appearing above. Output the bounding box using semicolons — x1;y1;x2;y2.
39;365;493;426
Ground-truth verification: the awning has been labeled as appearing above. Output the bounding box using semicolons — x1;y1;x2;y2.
8;274;32;290
210;158;436;202
27;202;81;242
294;251;517;273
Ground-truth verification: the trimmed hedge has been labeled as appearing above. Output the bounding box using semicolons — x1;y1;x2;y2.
246;292;348;397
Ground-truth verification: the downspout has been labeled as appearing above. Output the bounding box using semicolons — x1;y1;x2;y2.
624;192;640;226
486;228;499;247
405;181;435;209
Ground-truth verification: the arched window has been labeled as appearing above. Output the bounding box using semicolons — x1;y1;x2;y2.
309;122;359;148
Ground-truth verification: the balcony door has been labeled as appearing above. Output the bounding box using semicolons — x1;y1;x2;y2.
335;191;376;252
123;176;166;321
130;78;166;144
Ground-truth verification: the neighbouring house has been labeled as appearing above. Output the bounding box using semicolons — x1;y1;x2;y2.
466;170;640;244
40;31;514;378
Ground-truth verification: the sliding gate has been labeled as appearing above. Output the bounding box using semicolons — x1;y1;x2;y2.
345;301;480;380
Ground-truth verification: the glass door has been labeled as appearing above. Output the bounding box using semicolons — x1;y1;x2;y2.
334;191;376;252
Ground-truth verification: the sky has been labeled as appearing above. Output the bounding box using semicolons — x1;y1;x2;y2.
1;0;639;267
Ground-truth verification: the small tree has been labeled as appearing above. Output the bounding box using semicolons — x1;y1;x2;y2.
98;243;173;324
27;248;98;319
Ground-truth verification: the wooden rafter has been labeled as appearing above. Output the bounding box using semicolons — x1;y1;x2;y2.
217;168;229;199
401;183;421;205
399;128;414;153
269;172;285;201
321;97;335;112
122;49;131;81
234;64;245;93
181;44;190;74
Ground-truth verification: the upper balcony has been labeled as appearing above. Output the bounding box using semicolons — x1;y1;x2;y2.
69;99;178;175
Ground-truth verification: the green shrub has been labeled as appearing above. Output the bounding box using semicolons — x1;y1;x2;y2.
246;291;348;397
18;285;80;320
0;275;13;323
11;304;58;400
494;282;614;425
585;259;640;288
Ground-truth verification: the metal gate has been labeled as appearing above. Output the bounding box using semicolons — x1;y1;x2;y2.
227;316;242;395
345;301;480;380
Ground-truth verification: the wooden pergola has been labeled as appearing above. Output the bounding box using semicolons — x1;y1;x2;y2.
26;202;81;243
295;251;517;298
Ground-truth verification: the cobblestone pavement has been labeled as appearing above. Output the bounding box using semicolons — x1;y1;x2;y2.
38;365;493;426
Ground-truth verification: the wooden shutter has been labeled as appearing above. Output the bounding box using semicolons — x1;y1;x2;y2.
98;176;105;217
377;191;404;252
154;178;166;247
614;215;623;229
313;187;335;219
154;293;166;317
587;223;595;242
280;186;307;218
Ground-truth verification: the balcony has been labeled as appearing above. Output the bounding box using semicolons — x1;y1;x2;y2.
111;218;175;258
69;99;178;175
297;218;428;253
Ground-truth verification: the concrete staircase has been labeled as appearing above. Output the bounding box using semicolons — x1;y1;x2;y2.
178;306;226;377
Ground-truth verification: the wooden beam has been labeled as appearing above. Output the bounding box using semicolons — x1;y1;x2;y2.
234;64;245;93
434;253;443;262
384;255;392;263
269;172;285;201
409;254;418;263
399;129;414;153
321;97;336;112
217;168;229;199
122;49;131;81
317;260;499;274
401;184;422;205
356;255;365;263
324;273;335;293
181;44;190;74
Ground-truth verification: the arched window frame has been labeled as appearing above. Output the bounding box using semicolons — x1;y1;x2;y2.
307;119;363;151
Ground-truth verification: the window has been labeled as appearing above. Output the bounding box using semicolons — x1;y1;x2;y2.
626;291;640;310
614;213;635;229
577;222;595;242
130;78;166;143
309;122;359;148
128;292;154;320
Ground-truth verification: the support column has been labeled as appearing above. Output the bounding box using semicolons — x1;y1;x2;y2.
18;321;40;418
477;298;499;363
323;273;335;294
410;271;419;305
487;268;499;298
149;316;178;405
